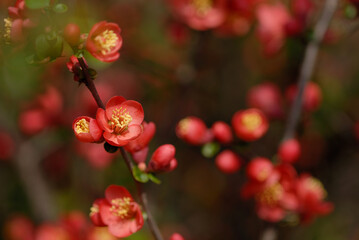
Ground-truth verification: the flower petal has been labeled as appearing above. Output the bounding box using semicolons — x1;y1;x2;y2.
120;100;144;125
105;96;127;120
96;108;112;133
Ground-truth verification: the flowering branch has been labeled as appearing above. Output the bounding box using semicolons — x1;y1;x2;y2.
77;58;164;240
282;0;339;141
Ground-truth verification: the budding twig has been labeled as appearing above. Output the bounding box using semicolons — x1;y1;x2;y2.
282;0;339;141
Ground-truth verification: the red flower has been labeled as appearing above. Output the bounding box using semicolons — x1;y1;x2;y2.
96;96;144;147
295;174;333;223
215;150;242;174
170;0;226;30
86;21;123;62
247;82;283;119
246;157;274;182
211;121;233;144
285;82;322;112
278;138;301;163
63;23;81;47
176;116;212;145
256;3;290;55
231;108;268;141
0;132;15;160
94;185;144;238
170;233;185;240
148;144;177;172
73;116;103;143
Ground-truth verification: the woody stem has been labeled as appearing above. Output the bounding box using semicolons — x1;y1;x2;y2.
282;0;338;141
77;57;164;240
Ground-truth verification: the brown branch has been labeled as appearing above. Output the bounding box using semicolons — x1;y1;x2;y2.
119;148;164;240
282;0;339;141
78;58;164;240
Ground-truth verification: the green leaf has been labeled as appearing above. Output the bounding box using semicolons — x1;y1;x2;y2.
35;34;50;59
53;3;68;13
25;0;50;9
201;142;220;158
148;173;161;184
345;4;357;19
132;166;149;183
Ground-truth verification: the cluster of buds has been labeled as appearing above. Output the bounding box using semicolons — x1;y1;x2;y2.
4;211;118;240
242;158;333;223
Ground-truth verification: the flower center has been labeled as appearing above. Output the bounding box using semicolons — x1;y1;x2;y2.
256;183;283;206
89;203;99;216
177;118;189;135
192;0;212;15
306;177;326;198
110;107;132;135
75;118;90;134
94;30;119;55
110;197;132;219
3;18;12;44
242;112;262;131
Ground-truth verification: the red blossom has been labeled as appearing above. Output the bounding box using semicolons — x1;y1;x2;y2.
211;121;233;144
148;144;177;172
170;233;185;240
278;138;301;163
96;96;144;147
86;21;123;62
170;0;226;30
92;185;144;238
215;149;241;174
247;82;283;119
0;131;15;160
231;108;268;142
76;142;116;169
73;116;103;143
63;23;81;47
176;116;211;145
286;82;322;112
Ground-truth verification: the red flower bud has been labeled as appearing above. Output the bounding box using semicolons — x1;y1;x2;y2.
19;109;48;135
73;116;103;143
286;82;322;112
176;116;209;145
148;144;177;172
215;150;242;174
231;108;269;141
4;215;34;240
170;233;185;240
278;139;301;163
246;157;274;182
212;121;233;144
247;83;283;119
64;23;81;46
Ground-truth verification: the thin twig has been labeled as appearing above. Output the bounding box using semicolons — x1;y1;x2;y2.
78;59;164;240
119;148;164;240
282;0;339;141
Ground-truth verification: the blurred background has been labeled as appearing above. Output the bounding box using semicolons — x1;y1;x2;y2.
0;0;359;239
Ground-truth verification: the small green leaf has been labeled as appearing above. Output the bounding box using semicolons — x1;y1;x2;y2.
35;34;50;59
345;4;357;19
25;0;50;9
201;142;220;158
53;3;68;13
132;166;149;183
148;173;161;184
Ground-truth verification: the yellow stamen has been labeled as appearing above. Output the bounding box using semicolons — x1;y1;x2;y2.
110;197;132;219
192;0;212;15
3;18;12;44
242;112;262;131
94;30;119;55
110;107;132;135
177;118;189;135
90;204;99;216
256;183;283;206
307;177;327;198
75;118;90;134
